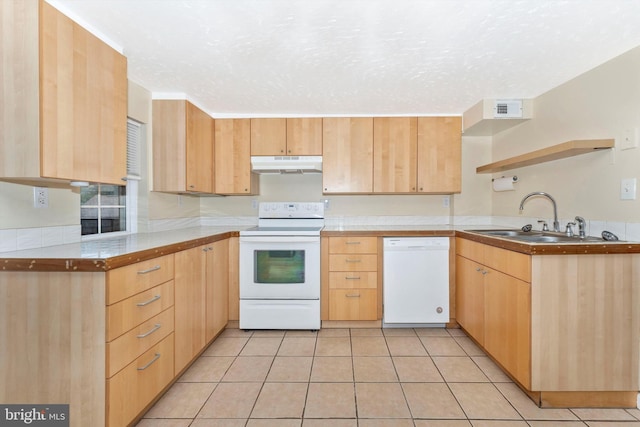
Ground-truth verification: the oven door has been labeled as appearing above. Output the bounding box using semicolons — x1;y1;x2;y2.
239;235;320;299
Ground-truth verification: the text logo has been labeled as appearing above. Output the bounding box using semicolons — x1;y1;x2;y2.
0;405;69;426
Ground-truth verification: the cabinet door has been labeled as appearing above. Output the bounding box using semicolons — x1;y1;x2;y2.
455;255;484;345
205;239;229;342
152;100;187;192
250;118;286;155
40;1;127;184
373;117;418;193
186;102;214;192
322;117;373;193
215;119;258;194
174;246;207;373
287;118;322;155
417;117;461;193
484;268;531;388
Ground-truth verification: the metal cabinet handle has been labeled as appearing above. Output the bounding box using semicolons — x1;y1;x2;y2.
346;293;361;298
137;265;161;275
136;295;161;307
475;267;482;272
345;241;361;245
137;353;161;371
345;276;361;280
345;259;361;263
137;324;161;338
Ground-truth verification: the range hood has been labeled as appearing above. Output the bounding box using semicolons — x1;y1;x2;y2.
250;156;322;174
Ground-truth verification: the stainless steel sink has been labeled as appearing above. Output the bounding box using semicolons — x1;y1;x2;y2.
467;229;607;244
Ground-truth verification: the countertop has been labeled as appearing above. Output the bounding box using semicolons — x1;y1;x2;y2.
2;224;639;272
0;226;241;272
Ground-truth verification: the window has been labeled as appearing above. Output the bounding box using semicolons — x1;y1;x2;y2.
81;119;141;237
80;184;126;235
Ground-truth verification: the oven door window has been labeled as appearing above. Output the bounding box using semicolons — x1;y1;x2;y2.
254;250;305;284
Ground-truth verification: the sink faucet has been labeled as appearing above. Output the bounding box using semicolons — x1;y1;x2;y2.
574;216;586;238
519;192;560;232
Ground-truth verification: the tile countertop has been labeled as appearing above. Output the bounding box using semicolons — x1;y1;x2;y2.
321;224;458;235
2;224;640;272
0;226;243;272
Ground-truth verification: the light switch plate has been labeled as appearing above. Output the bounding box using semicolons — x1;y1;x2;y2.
621;178;637;200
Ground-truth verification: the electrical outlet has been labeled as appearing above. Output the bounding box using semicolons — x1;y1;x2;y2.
442;196;450;208
323;199;330;210
33;187;49;208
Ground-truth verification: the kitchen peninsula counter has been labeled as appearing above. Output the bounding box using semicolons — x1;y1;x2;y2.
0;226;242;272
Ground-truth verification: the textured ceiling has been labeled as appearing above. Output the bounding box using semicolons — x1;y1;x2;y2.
49;0;640;118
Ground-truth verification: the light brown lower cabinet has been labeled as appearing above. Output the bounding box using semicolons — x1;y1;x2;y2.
106;334;175;427
325;236;380;321
174;246;207;374
0;238;232;427
455;237;640;407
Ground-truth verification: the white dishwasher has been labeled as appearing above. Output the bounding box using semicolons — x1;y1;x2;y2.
383;237;450;327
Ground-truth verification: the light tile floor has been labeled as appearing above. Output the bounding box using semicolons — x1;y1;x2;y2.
136;327;640;427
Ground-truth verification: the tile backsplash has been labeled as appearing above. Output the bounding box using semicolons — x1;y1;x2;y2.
0;216;638;253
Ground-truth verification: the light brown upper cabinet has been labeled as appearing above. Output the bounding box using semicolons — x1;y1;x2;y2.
250;118;287;155
417;116;462;193
215;119;260;195
1;0;127;186
322;117;374;193
152;100;214;193
250;118;322;155
373;117;418;193
286;118;323;155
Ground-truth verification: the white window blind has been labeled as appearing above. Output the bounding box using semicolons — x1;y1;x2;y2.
126;119;141;180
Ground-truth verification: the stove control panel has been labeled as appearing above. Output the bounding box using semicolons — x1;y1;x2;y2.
258;202;324;219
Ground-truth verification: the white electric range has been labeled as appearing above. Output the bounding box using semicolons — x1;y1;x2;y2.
239;202;324;330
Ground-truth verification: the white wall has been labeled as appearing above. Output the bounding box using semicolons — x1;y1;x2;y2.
490;46;640;226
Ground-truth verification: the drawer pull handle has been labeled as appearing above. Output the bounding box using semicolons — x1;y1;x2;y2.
137;353;161;371
345;259;361;263
137;295;161;307
345;241;361;245
137;324;161;338
345;276;361;280
137;265;161;275
346;293;361;298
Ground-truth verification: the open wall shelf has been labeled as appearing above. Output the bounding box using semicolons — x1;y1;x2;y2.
476;139;615;174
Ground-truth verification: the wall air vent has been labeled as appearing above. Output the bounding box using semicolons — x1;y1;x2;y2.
494;99;523;118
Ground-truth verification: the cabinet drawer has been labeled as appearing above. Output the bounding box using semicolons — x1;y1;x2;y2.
107;254;174;304
107;280;175;341
329;237;377;254
456;238;485;263
329;271;377;289
329;254;378;271
329;289;377;320
456;238;530;282
106;307;174;378
106;333;174;427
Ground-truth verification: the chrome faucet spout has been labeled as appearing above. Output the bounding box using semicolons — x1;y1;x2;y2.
574;216;586;238
519;191;560;232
